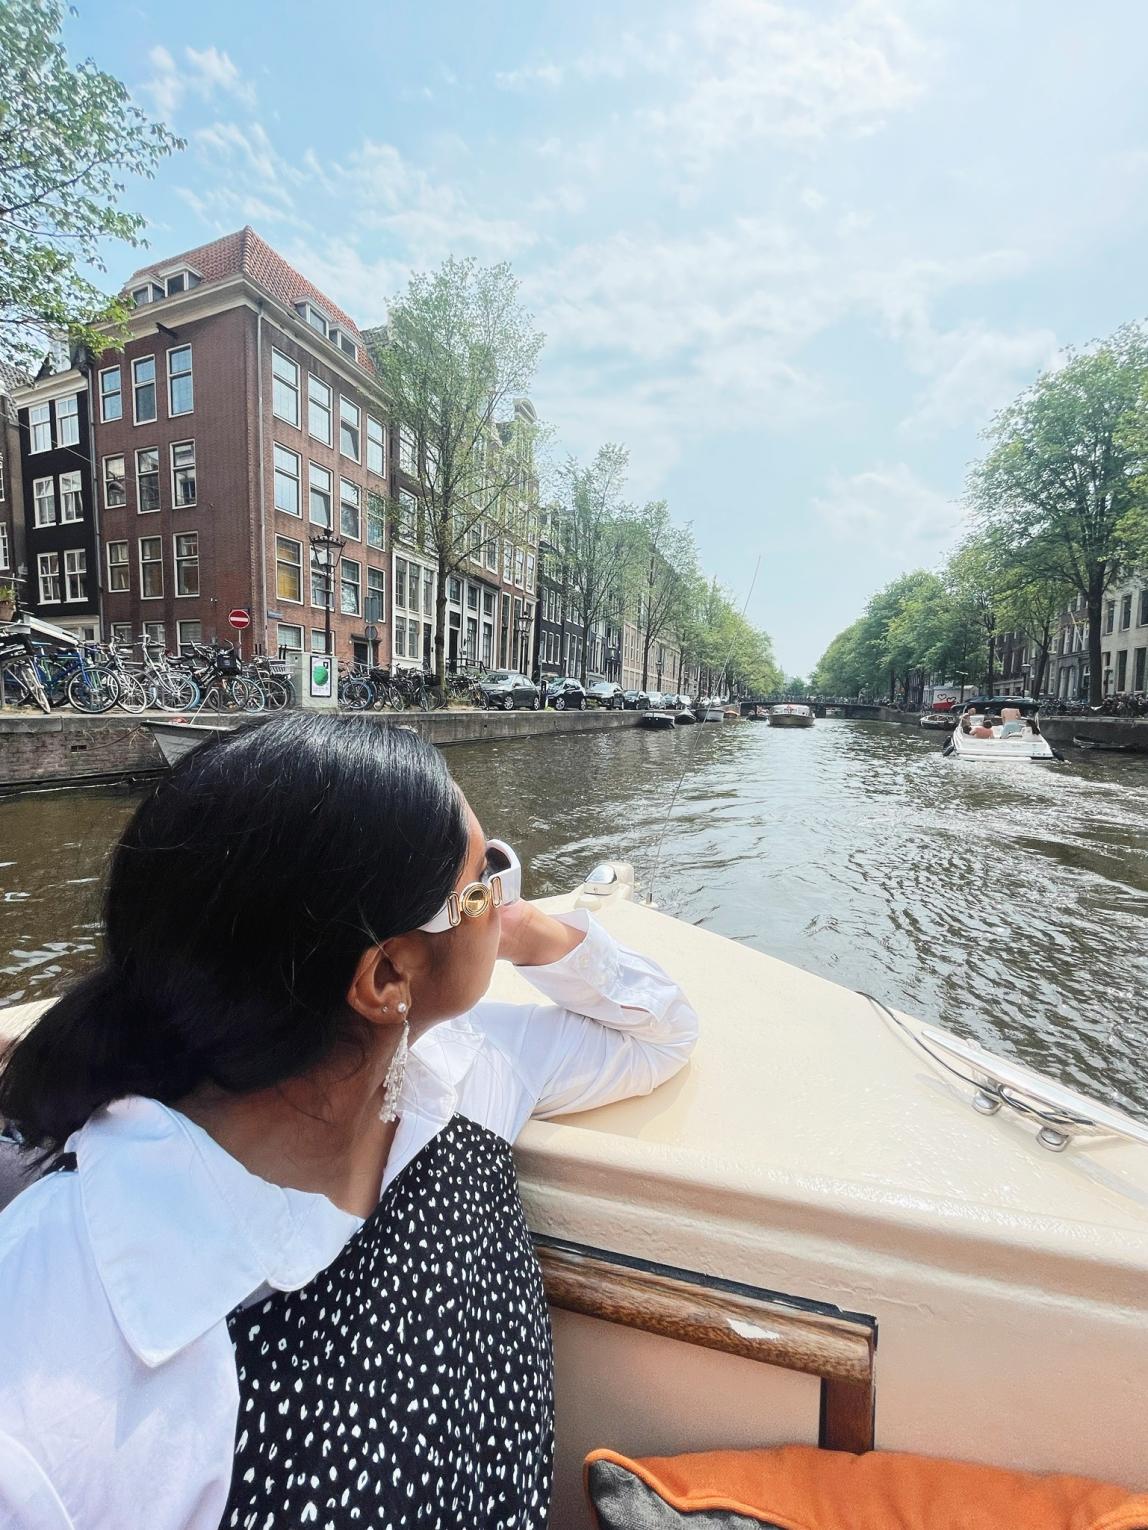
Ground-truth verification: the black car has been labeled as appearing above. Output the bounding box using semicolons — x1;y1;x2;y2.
546;677;587;710
622;689;651;710
586;681;625;710
478;670;540;710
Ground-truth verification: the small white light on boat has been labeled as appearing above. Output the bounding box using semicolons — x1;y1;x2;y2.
1037;1126;1071;1152
972;1089;1002;1116
584;864;618;886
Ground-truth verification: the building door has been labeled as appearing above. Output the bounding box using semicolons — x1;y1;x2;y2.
351;638;369;665
1117;650;1128;691
448;622;459;669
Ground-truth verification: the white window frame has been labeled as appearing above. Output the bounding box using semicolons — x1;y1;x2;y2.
136;447;161;514
99;366;123;423
311;628;331;654
139;536;164;599
272;349;300;427
340;556;362;617
307;375;332;445
106;540;130;594
367;415;385;476
29;403;52;453
367;491;386;550
33;476;56;527
275;534;304;606
110;621;133;645
339;477;361;541
399;426;417;476
103;454;127;510
59;470;82;523
174;531;200;598
273;444;302;518
132;355;158;425
37;551;61;603
167;345;194;416
56;394;80;448
366;565;386;623
177;620;203;653
276;623;303;655
0;521;9;570
339;396;361;462
142;620;166;647
64;548;87;603
171;441;197;508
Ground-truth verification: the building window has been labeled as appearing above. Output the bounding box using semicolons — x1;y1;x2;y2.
311;628;330;655
393;615;406;658
526;554;536;590
103;454;126;509
107;540;129;593
1140;589;1148;627
299;303;328;337
272;350;299;426
399;426;416;476
0;451;4;501
167;346;193;415
308;375;331;444
341;558;361;616
110;622;133;645
395;559;407;609
174;532;199;596
132;283;161;306
485;536;497;572
367;566;385;623
139;536;163;598
310;545;334;609
367;491;385;549
339;334;357;361
133;356;157;424
448;576;462;604
309;462;332;528
171;441;196;507
276;535;303;603
483;589;494;618
56;395;79;448
137;448;160;513
515;549;525;587
64;548;87;602
143;620;166;647
1135;647;1146;692
423;568;433;617
33;476;56;526
398;489;418;543
276;623;303;655
59;470;82;522
339;397;360;461
1105;600;1115;635
177;620;202;652
1117;649;1128;690
273;444;301;517
339;477;361;539
466;583;478;612
0;522;8;569
37;551;60;603
1121;593;1133;630
30;403;51;453
99;367;123;422
367;416;385;476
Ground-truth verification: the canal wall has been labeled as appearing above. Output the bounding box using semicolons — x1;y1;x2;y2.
1039;716;1148;753
0;708;642;792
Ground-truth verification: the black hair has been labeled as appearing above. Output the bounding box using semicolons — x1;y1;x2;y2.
0;713;469;1152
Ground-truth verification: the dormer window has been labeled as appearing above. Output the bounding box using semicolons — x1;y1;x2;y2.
297;302;329;337
339;334;357;360
132;283;164;306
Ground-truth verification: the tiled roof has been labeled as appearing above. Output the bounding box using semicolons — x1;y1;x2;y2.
0;358;29;395
128;227;369;349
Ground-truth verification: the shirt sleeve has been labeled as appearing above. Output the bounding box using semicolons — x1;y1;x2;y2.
471;909;698;1134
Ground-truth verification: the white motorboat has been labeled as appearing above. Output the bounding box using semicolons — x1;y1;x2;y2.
768;703;815;728
944;700;1059;761
4;866;1147;1515
146;719;230;767
696;697;725;722
919;710;957;731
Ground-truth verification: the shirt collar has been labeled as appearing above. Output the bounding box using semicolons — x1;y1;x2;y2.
72;1014;486;1368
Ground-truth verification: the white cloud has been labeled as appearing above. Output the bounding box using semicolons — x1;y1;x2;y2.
495;62;564;90
901;323;1058;433
813;464;961;555
140;44;255;123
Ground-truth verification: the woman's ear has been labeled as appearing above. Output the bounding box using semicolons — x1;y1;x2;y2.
347;946;406;1026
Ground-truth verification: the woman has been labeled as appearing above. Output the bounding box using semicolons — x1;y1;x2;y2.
0;714;697;1530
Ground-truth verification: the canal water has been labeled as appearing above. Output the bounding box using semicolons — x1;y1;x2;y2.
2;719;1147;1114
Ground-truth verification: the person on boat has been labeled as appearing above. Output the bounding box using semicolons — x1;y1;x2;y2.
0;713;698;1530
970;719;996;738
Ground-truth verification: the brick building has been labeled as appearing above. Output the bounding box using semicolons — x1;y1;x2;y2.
0;362;24;600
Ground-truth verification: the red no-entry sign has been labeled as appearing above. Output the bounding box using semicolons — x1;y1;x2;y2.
228;608;251;630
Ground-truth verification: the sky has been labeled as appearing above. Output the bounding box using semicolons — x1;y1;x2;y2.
66;0;1148;673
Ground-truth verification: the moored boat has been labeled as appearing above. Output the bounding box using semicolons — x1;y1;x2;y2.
768;703;814;728
943;698;1059;761
639;711;677;730
146;719;230;766
919;711;957;731
5;866;1146;1513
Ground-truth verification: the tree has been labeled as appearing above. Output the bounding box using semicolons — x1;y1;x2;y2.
628;501;697;690
365;258;544;685
0;0;182;371
971;323;1148;703
555;445;633;685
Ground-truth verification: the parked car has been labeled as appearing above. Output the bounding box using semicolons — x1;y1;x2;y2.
478;670;540;710
675;694;693;710
586;681;625;710
546;676;587;710
622;689;651;710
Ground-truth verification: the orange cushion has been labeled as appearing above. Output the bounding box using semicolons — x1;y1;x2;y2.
585;1445;1148;1530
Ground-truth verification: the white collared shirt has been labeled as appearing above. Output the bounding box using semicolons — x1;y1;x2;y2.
0;911;697;1530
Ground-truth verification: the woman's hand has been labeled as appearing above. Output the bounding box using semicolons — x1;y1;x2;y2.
497;900;584;968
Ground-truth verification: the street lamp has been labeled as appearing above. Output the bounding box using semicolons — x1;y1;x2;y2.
309;528;346;661
515;610;532;673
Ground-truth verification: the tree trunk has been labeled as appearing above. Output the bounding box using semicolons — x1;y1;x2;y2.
1087;574;1105;705
641;630;652;690
1033;619;1051;698
434;555;449;689
579;620;589;686
985;632;995;697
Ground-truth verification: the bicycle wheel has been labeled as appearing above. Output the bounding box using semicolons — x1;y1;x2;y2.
66;664;120;714
154;674;201;713
38;657;71;708
229;677;266;713
339;678;372;711
262;676;292;711
114;672;150;714
385;684;406;711
9;659;51;714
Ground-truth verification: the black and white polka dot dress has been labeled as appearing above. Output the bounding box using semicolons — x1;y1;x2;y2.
221;1113;555;1529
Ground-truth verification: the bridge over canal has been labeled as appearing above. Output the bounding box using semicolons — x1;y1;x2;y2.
739;698;884;719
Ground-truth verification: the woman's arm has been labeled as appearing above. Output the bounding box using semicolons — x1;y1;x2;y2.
473;904;699;1130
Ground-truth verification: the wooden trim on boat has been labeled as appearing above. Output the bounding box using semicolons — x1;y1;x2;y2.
535;1235;877;1453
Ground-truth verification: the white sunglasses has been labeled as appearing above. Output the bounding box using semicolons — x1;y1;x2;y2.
419;839;522;933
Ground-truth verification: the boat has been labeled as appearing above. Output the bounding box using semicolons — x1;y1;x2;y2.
146;719;230;767
6;864;1148;1515
919;711;957;731
672;709;697;725
695;697;725;722
768;703;814;728
639;711;677;731
943;698;1059;761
